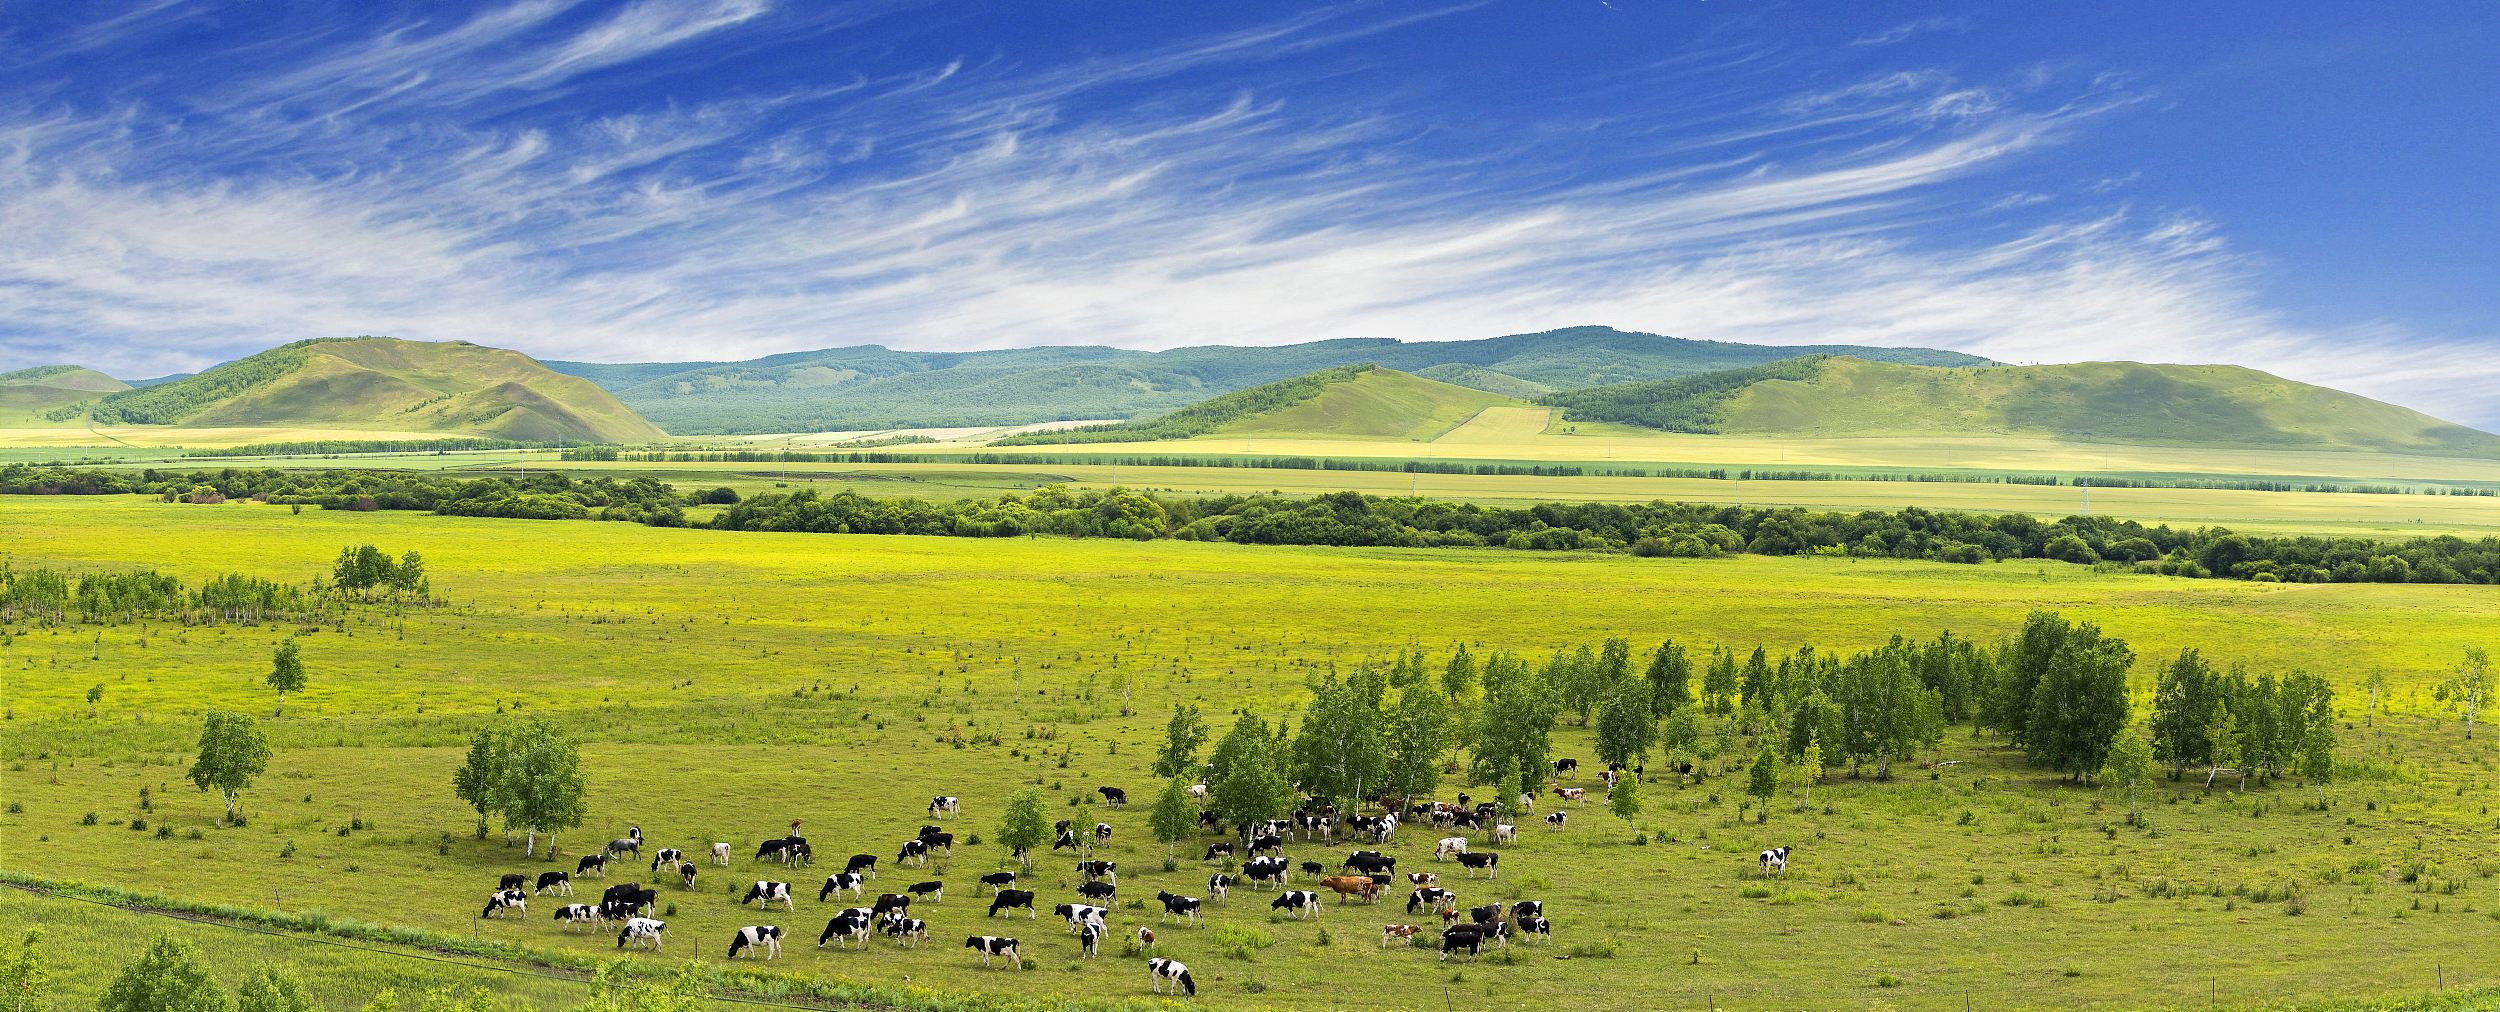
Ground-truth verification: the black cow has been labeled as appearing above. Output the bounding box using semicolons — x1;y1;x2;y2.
1098;786;1127;806
1344;851;1396;875
1440;925;1488;961
1518;914;1552;942
1156;890;1202;924
1054;902;1108;933
977;871;1017;894
534;870;572;896
965;935;1022;968
1512;900;1544;921
575;853;609;878
1298;860;1326;880
727;924;783;961
1554;758;1579;777
1079;920;1104;959
986;889;1036;918
1052;829;1080;851
907;880;945;902
1249;834;1285;856
601;883;657;913
1094;822;1113;844
1456;852;1499;878
1469;902;1503;926
871;893;913;918
820;872;864;902
756;837;799;862
497;873;526;891
552;903;603;930
1202;842;1235;862
844;853;878;878
1076;880;1118;902
881;912;930;947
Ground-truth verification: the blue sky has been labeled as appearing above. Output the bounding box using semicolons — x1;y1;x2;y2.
2;1;2494;425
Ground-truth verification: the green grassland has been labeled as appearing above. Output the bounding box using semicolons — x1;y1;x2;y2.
1210;368;1511;442
4;497;2498;1010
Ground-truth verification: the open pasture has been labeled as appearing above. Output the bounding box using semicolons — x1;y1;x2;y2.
3;497;2498;1009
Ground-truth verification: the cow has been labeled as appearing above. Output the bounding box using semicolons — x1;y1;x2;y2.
818;909;875;949
1249;834;1286;856
907;880;945;903
1201;842;1236;862
727;924;783;961
599;899;642;922
1078;920;1104;959
1052;828;1080;852
650;848;684;872
601;883;657;914
1440;925;1489;961
1518;914;1552;942
742;881;794;910
987;889;1037;918
1407;887;1456;914
833;853;875;880
1298;860;1327;880
1434;837;1469;861
1207;873;1234;903
1546;812;1568;831
709;842;732;867
871;892;913;918
1407;871;1439;888
1760;845;1792;878
480;888;527;919
1198;810;1221;832
1382;923;1422;946
553;903;603;931
1469;903;1504;927
1156;890;1203;924
1244;857;1289;889
604;834;641;859
675;862;699;889
1554;758;1579;778
1518;792;1536;813
757;837;806;864
1492;823;1518;845
964;935;1022;969
1077;880;1119;902
1321;875;1381;904
1513;900;1544;921
881;912;929;948
534;871;572;896
1148;957;1196;997
576;853;609;878
820;872;864;902
1094;822;1114;845
897;839;930;868
1137;925;1156;948
1078;859;1118;883
929;795;960;818
496;872;527;892
1456;852;1500;879
616;917;667;951
1186;782;1208;801
1055;902;1108;934
1555;787;1588;806
1344;851;1396;876
1598;770;1621;791
978;871;1017;894
1098;786;1127;806
1271;889;1321;919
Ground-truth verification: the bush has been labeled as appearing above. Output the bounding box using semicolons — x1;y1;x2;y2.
80;812;98;826
1211;924;1274;960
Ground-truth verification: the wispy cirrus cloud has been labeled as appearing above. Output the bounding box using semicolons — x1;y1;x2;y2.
0;2;2492;427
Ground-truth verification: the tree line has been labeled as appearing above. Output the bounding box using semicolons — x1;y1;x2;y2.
0;465;690;526
0;544;429;626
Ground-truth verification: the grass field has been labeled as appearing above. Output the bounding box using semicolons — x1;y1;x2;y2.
4;497;2498;1010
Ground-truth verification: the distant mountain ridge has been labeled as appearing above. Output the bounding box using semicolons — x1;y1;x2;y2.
545;326;1991;433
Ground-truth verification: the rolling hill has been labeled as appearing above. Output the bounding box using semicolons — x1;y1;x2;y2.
545;326;1990;433
0;365;131;421
1541;356;2500;458
998;365;1514;446
71;338;665;443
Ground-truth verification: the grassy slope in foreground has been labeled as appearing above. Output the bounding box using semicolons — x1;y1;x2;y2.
80;337;665;444
4;498;2498;1010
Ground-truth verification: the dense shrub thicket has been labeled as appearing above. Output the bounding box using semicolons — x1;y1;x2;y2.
0;465;688;525
182;437;553;457
1536;356;1828;432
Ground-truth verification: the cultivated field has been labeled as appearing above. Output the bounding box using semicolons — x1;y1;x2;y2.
4;497;2497;1010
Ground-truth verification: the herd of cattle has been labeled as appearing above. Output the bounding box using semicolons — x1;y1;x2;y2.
469;761;1796;997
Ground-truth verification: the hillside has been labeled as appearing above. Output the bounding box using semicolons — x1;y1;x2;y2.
1544;356;2500;457
1216;367;1514;441
546;326;1988;433
74;338;665;443
0;365;132;422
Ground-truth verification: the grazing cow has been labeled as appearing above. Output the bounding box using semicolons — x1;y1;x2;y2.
601;883;657;913
553;903;603;931
1244;857;1289;889
1434;837;1469;861
1078;921;1103;959
1546;812;1568;831
1298;860;1327;880
481;888;527;919
1094;822;1113;845
710;842;731;866
1098;786;1128;806
881;912;929;947
1555;787;1588;806
1076;880;1118;902
1344;851;1396;876
1554;758;1579;778
818;909;875;949
1440;925;1488;961
785;841;814;867
897;839;930;868
1186;783;1208;801
650;848;684;872
534;871;572;896
676;862;699;889
497;872;527;891
820;872;864;902
1407;888;1456;914
576;853;609;878
757;836;809;863
1469;902;1504;927
1078;859;1118;883
1137;926;1156;948
1518;793;1536;813
1598;770;1621;791
964;935;1022;969
844;853;878;878
1518;914;1552;942
617;917;667;951
924;832;956;854
1249;834;1285;856
604;835;641;858
1320;875;1381;904
871;892;912;918
1202;842;1235;862
986;889;1037;918
1147;957;1196;997
929;795;960;818
1156;890;1203;924
1053;829;1080;852
907;880;945;903
1759;845;1792;878
1512;900;1544;921
977;871;1017;894
1055;902;1108;933
1456;852;1499;879
1271;890;1321;919
728;924;783;961
1353;814;1398;844
742;881;794;910
1382;923;1422;946
1407;871;1439;888
1207;873;1234;903
1198;810;1221;832
1492;823;1518;845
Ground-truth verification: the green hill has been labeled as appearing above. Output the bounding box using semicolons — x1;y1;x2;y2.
546;326;1988;433
1216;367;1514;441
0;365;132;422
1543;356;2500;457
77;338;665;442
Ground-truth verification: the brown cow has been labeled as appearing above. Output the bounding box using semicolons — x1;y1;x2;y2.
1381;923;1421;946
1320;875;1381;904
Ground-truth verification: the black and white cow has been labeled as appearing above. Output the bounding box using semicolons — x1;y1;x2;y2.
1492;822;1518;845
818;909;875;949
1545;811;1568;831
650;848;684;872
1270;890;1321;919
727;924;783;961
1517;914;1552;942
844;853;879;878
1512;900;1544;921
756;837;799;863
742;881;794;910
480;888;527;919
1148;957;1196;997
576;853;609;878
1201;842;1236;862
928;795;960;818
1052;828;1080;852
897;839;930;867
1554;758;1579;778
1098;786;1128;806
1076;880;1118;902
964;935;1022;968
785;841;814;867
881;912;929;947
1244;857;1289;889
1156;891;1203;924
1456;852;1499;879
1252;819;1291;840
986;889;1037;918
1094;822;1113;845
977;871;1017;894
552;903;603;931
907;880;945;902
675;862;699;889
1207;873;1234;903
1077;859;1118;883
1249;834;1285;856
535;871;572;896
1760;845;1792;877
1439;925;1488;961
1407;887;1456;914
871;892;913;918
820;872;864;902
616;916;667;951
1055;902;1108;933
1078;920;1103;959
1434;836;1469;861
